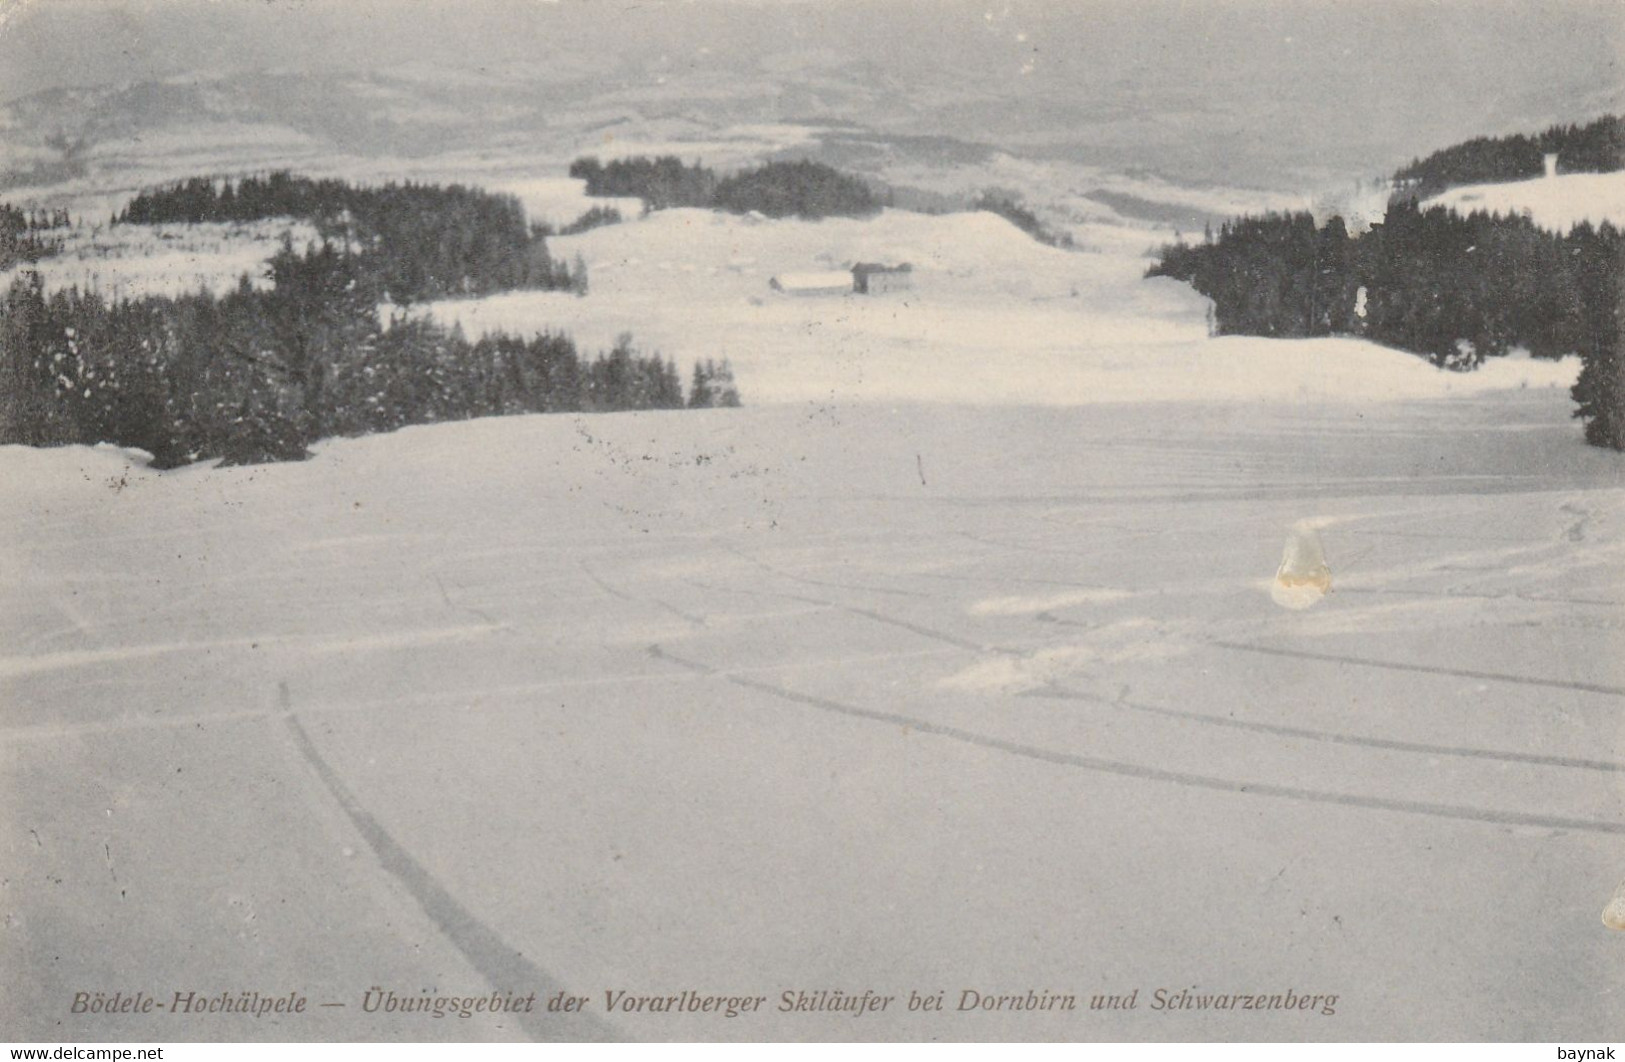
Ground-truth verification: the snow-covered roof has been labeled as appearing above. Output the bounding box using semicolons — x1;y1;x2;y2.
770;271;853;293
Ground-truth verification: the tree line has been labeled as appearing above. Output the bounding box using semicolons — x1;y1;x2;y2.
1394;115;1624;199
113;172;582;302
569;156;883;219
1148;201;1625;449
1;239;741;468
542;205;624;237
1;202;69;271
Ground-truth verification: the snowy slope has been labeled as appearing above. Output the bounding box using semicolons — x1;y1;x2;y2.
1426;171;1625;232
4;390;1624;1041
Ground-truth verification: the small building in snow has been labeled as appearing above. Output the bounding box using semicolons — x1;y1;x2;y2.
1544;152;1560;179
851;262;913;295
769;271;854;296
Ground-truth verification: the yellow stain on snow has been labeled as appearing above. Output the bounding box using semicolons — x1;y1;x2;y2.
1271;521;1332;610
1603;879;1625;930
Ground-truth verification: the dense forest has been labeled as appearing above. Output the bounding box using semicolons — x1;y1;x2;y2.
1148;201;1625;448
711;160;881;218
1;202;69;271
570;156;882;219
114;172;582;302
0;239;739;468
1393;115;1625;198
569;156;717;209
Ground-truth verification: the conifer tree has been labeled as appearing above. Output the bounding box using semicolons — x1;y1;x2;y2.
688;360;715;409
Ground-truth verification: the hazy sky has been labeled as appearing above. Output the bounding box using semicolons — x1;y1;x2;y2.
3;0;1619;98
1;0;1620;185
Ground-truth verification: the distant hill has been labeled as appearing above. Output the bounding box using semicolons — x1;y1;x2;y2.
5;0;1624;193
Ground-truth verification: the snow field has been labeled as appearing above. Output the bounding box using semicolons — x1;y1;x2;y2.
3;392;1623;1040
1426;171;1625;234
